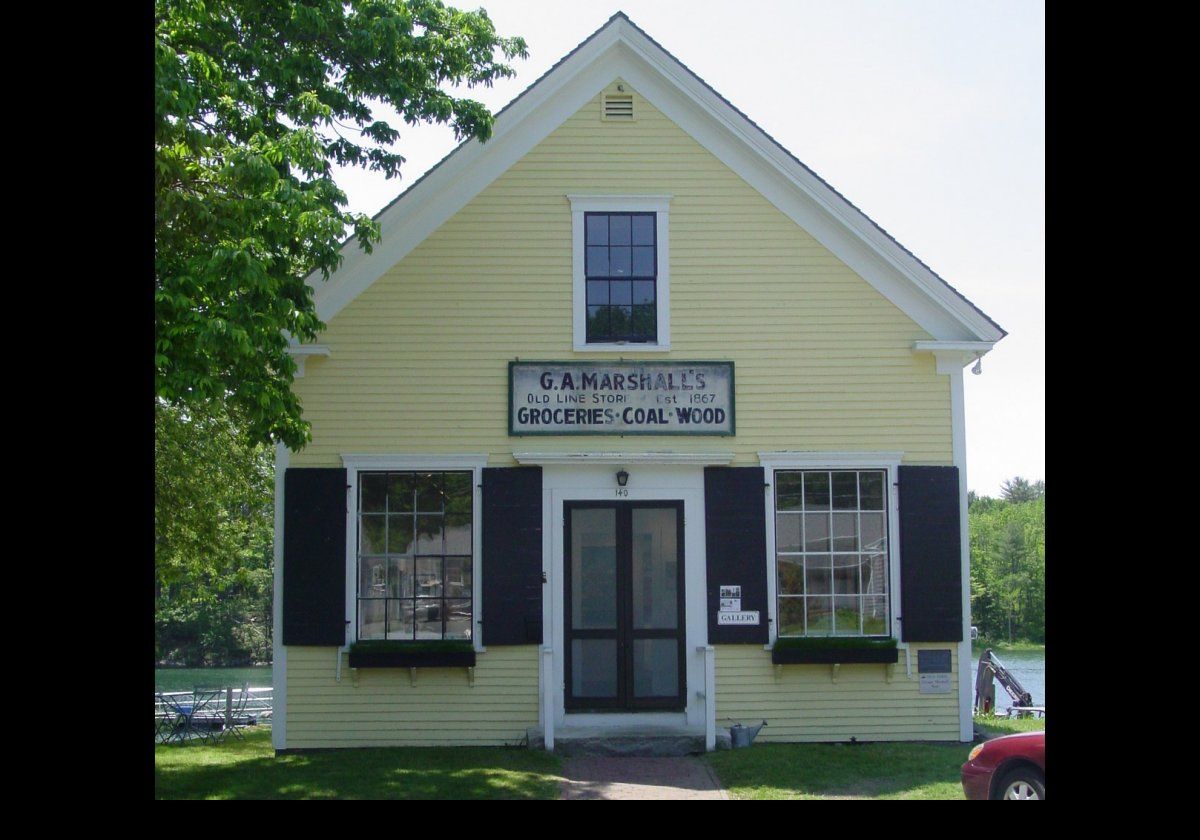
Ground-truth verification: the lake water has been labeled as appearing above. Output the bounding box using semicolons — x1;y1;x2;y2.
155;649;1045;712
970;647;1045;712
155;665;273;692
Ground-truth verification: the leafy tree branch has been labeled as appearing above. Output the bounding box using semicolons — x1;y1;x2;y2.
155;0;527;449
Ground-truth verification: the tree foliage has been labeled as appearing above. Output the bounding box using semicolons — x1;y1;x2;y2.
999;476;1044;504
155;0;527;450
969;480;1045;644
155;399;275;664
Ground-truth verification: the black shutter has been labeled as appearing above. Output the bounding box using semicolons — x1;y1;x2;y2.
482;467;543;645
705;466;769;644
898;465;963;642
282;468;348;646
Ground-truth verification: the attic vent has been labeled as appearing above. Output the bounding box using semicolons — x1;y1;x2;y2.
603;94;634;121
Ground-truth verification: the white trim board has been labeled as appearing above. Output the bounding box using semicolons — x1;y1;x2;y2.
341;454;489;471
540;464;709;734
304;13;1004;345
514;451;733;465
944;366;974;743
285;344;330;378
271;443;289;751
913;341;996;375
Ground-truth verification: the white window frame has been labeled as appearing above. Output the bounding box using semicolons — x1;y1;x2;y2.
569;194;672;352
758;452;904;647
341;454;489;651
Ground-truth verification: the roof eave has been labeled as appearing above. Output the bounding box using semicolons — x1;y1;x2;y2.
303;11;1005;345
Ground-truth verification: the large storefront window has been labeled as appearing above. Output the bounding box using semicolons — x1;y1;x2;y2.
356;471;473;640
775;470;889;637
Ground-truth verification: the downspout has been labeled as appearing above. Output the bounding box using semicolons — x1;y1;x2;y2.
702;645;716;751
336;636;350;682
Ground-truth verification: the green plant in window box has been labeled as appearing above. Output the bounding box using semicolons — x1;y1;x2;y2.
347;639;477;669
770;636;898;665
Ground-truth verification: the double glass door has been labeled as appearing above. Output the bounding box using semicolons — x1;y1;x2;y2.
564;501;685;711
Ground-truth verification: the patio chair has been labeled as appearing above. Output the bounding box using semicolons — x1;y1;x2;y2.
188;687;225;744
154;692;176;744
215;683;253;742
158;691;198;744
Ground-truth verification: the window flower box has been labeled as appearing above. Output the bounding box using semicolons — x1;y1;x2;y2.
770;637;899;665
347;640;477;669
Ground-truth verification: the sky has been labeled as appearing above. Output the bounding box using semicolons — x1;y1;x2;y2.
330;0;1045;498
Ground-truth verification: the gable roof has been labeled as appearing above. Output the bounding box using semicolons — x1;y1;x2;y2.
306;11;1005;345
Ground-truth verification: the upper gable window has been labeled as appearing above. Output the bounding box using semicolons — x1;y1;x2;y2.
585;212;657;343
569;195;671;352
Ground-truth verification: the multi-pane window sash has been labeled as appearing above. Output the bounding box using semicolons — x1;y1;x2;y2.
775;470;889;637
356;471;473;641
585;212;657;342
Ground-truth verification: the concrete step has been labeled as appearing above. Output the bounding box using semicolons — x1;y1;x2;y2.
527;726;708;757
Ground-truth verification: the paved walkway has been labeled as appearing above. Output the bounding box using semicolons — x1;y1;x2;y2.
560;756;729;800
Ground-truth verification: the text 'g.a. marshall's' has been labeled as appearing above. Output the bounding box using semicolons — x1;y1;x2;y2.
509;361;734;436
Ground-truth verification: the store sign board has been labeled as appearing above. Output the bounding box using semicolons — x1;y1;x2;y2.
509;361;734;436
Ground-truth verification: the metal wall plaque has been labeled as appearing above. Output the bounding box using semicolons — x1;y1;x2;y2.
509;361;734;435
918;649;952;694
917;649;952;673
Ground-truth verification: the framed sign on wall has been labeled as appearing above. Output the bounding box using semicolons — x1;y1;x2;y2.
509;361;735;436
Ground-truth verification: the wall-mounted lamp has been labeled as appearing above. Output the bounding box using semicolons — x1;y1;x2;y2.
616;469;630;487
971;354;982;375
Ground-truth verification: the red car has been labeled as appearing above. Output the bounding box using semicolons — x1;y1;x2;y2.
961;730;1045;800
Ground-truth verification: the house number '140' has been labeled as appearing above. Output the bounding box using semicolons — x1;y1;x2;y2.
615;488;629;497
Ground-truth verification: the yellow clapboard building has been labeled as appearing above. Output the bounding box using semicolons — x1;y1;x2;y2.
273;13;1004;753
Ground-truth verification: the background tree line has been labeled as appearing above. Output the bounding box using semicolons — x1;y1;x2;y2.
968;478;1045;645
155;399;274;665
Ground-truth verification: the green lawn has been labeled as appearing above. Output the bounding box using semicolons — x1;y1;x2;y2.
706;716;1046;800
975;714;1047;737
155;728;564;800
157;719;1046;800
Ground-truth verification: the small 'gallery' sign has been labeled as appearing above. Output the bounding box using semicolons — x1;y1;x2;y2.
510;361;734;435
718;611;760;625
717;584;759;625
